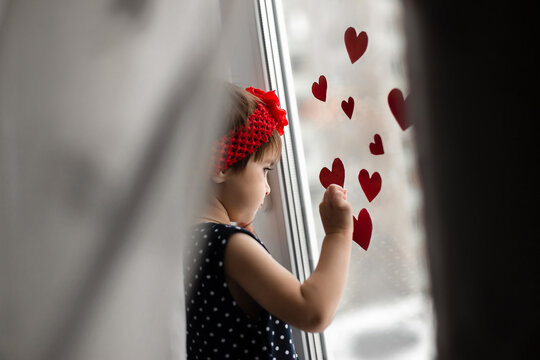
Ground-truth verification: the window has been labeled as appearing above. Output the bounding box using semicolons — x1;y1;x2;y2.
252;1;435;359
222;0;434;358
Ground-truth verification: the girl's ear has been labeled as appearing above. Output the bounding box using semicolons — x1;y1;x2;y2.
212;171;227;184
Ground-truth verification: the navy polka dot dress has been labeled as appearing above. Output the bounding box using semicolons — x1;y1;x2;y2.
184;222;298;359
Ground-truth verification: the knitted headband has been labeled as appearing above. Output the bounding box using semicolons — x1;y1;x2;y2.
212;87;288;174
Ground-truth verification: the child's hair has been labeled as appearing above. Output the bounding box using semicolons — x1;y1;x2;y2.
223;84;282;172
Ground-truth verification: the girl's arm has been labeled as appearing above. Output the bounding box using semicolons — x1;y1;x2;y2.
225;184;352;333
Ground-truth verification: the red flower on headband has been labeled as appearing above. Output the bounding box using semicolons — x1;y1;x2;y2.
246;87;288;135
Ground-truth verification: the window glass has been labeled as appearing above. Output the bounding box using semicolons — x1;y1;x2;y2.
279;1;435;359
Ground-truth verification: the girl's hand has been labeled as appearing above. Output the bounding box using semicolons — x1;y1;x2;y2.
319;184;353;237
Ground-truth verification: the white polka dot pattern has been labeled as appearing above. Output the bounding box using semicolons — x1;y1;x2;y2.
184;223;298;359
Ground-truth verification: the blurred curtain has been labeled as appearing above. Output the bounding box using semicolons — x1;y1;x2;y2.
405;2;538;358
0;1;245;359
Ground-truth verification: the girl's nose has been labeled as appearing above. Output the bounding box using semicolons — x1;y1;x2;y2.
265;181;271;196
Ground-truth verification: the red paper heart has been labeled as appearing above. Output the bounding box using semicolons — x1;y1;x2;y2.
358;169;382;202
312;75;327;102
353;209;372;250
344;27;368;64
341;97;354;119
369;134;384;155
319;158;345;189
388;88;411;131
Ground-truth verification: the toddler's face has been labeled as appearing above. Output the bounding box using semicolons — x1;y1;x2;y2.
219;152;278;228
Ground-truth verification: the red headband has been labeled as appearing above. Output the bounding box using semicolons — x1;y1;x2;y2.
212;87;288;174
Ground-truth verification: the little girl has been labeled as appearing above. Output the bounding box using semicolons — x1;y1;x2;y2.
184;84;353;359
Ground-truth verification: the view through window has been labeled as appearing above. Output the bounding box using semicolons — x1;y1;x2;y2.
279;1;435;359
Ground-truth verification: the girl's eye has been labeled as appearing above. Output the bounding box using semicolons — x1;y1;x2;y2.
264;167;273;174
